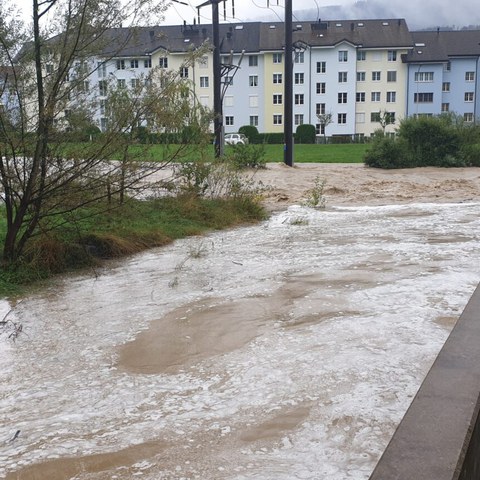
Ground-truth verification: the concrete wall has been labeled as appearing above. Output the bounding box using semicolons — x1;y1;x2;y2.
369;282;480;480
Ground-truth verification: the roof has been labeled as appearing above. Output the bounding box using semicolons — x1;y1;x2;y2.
95;18;414;58
405;30;480;63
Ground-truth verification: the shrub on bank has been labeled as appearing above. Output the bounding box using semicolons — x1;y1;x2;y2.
364;115;479;168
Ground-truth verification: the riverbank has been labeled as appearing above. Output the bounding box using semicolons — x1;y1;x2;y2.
254;163;480;211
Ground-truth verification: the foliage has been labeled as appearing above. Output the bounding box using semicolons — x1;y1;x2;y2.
226;143;266;169
239;125;260;144
398;115;461;166
363;115;480;169
0;0;213;264
364;132;412;169
295;124;316;144
256;133;285;144
303;175;326;208
0;194;266;295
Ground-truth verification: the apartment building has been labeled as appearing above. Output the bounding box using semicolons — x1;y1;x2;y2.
16;20;479;138
404;30;480;123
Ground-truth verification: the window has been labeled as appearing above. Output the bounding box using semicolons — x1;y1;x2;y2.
249;55;258;67
249;95;258;107
273;94;283;105
159;57;168;68
249;75;258;87
198;56;208;68
180;67;188;78
116;59;125;70
224;76;233;86
387;50;397;61
338;72;347;83
444;61;451;72
316;61;326;74
200;76;209;88
78;80;89;92
316;82;326;94
338;113;347;124
250;115;259;126
225;116;234;126
356;112;365;123
130;78;141;88
144;58;152;68
372;52;382;62
273;73;282;84
99;80;107;96
295;94;304;105
295;72;304;84
466;71;475;82
414;92;433;103
338;50;348;62
295;114;304;125
273;114;282;125
224;95;233;107
97;62;107;78
338;92;347;103
46;64;53;74
442;82;450;92
356;92;365;102
316;103;326;115
371;112;381;122
100;118;108;131
441;103;450;112
357;51;366;61
100;99;106;115
117;79;126;88
372;71;381;81
386;112;396;123
357;71;366;82
371;92;381;102
273;53;282;64
130;59;139;69
414;72;434;82
199;95;209;106
464;112;474;122
294;51;304;64
387;91;396;103
316;124;325;135
465;92;474;102
387;71;397;82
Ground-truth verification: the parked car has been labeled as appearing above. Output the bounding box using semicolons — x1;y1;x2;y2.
224;133;249;145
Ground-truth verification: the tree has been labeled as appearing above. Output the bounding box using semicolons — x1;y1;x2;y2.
316;112;333;144
0;0;211;264
373;109;396;133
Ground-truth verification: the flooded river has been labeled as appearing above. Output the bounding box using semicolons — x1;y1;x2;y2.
1;202;479;479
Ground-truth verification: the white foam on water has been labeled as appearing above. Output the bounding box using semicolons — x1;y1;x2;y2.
1;202;479;479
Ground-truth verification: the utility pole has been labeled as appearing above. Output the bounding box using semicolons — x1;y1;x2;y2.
197;0;235;158
284;0;294;166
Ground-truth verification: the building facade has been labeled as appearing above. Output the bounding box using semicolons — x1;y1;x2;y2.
20;21;480;138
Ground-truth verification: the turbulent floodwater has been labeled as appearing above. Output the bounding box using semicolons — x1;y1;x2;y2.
1;202;479;480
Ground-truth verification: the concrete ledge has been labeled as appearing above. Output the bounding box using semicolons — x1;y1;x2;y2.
369;282;480;480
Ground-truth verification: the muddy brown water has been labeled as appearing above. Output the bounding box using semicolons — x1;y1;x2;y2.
2;202;480;480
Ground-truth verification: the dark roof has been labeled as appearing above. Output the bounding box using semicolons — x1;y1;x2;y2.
405;30;480;63
95;18;413;58
258;18;413;51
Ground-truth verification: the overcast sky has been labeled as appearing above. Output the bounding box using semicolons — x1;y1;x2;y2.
13;0;480;31
165;0;480;30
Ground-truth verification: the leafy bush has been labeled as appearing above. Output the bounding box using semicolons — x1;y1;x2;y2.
398;116;461;166
295;124;316;144
227;143;266;169
239;125;260;144
364;134;412;169
257;133;284;144
460;143;480;167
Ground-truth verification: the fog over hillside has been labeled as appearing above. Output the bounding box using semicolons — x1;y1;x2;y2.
261;0;480;31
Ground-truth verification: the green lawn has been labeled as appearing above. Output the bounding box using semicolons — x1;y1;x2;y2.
118;143;369;164
261;143;369;163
